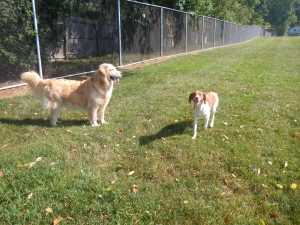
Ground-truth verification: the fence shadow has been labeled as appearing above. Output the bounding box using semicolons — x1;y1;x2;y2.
139;120;191;145
0;117;88;127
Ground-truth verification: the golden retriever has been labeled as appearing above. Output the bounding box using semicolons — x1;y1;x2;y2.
21;63;122;126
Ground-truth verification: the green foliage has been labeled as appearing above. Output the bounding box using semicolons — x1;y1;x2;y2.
1;37;300;224
267;0;297;35
0;0;37;76
141;0;300;35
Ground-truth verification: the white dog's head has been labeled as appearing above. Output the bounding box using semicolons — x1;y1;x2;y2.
189;91;207;106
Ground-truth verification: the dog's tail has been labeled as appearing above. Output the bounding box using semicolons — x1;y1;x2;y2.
21;71;44;99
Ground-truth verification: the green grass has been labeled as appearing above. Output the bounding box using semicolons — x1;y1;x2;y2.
1;37;300;225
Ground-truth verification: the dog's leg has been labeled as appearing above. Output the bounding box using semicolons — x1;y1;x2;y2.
209;102;218;128
209;112;215;128
192;117;198;139
203;113;210;130
97;105;108;124
49;103;62;126
88;107;99;127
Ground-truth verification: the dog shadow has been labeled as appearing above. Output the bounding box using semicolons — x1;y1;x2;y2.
0;117;88;127
139;120;191;145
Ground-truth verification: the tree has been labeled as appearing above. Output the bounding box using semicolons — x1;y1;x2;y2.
266;0;297;35
0;0;37;81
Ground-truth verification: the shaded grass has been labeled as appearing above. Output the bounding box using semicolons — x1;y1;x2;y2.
0;37;300;224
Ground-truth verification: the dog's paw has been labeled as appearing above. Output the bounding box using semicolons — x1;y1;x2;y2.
91;123;100;127
192;135;196;139
101;120;108;124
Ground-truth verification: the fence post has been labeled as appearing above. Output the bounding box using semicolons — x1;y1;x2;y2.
222;21;225;46
31;0;43;78
229;23;232;45
117;0;122;66
201;16;204;50
185;13;188;53
160;7;163;57
213;18;216;47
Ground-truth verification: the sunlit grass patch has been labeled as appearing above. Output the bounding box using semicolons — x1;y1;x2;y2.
0;37;300;224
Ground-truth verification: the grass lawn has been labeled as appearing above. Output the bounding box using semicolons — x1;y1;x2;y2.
0;37;299;224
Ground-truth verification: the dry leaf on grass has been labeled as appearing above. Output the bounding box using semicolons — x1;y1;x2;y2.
276;184;283;189
222;178;228;185
27;193;33;199
0;171;4;178
127;171;134;176
35;157;43;162
133;184;138;193
290;183;297;189
116;129;123;134
28;162;36;168
46;207;53;215
53;216;63;225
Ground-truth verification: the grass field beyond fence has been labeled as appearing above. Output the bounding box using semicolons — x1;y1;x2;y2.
0;37;299;225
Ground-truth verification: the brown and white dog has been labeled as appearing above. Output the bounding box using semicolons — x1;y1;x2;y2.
188;91;219;139
21;63;122;126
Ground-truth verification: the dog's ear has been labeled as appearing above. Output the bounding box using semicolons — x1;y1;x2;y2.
203;93;207;104
189;92;195;103
99;63;108;76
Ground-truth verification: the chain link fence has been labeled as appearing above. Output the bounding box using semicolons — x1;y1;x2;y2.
0;0;271;91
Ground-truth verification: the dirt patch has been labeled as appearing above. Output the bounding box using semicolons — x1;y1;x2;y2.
0;85;31;99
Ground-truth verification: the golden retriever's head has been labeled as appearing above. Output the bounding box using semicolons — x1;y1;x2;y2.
94;63;122;84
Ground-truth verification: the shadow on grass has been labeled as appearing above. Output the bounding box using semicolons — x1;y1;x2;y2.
0;117;88;127
139;120;191;145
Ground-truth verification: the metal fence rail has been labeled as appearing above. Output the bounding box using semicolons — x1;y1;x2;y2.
0;0;271;91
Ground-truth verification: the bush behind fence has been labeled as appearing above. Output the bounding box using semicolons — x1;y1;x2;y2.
0;0;271;91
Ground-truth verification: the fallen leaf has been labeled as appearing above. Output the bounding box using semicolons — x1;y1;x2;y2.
116;129;123;134
284;161;288;168
0;144;8;149
27;193;33;199
222;134;229;140
159;137;166;141
276;184;283;189
36;157;43;162
117;164;126;169
0;171;4;178
101;214;108;220
222;178;228;185
257;168;261;175
28;162;36;168
66;216;73;220
53;217;63;225
260;219;266;225
133;184;138;193
127;171;134;176
46;207;53;215
262;184;270;188
106;186;112;191
290;183;297;189
133;220;140;225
